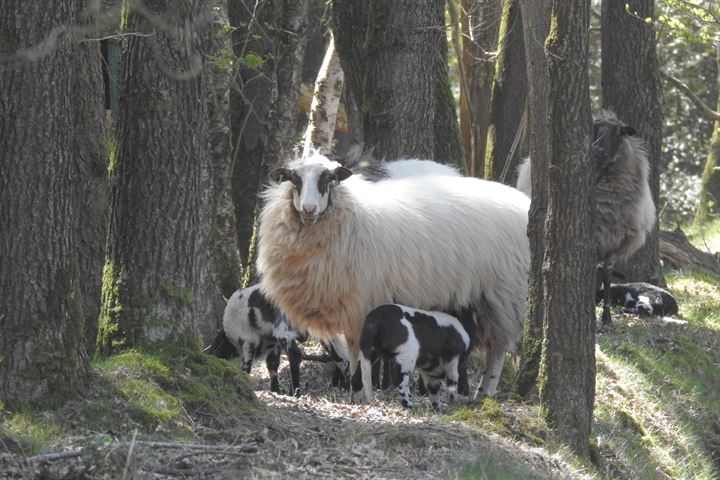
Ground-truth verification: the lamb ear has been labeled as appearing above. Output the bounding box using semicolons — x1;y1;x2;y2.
269;167;292;183
332;166;353;182
620;126;637;137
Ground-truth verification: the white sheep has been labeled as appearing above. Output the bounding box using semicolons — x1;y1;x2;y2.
257;153;530;402
515;111;656;324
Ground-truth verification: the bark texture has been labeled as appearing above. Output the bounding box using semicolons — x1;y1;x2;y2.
485;0;528;182
0;1;101;404
695;46;720;225
197;2;243;343
601;0;664;285
539;0;596;457
229;0;278;281
97;0;208;354
459;0;502;177
333;0;462;165
230;0;309;284
513;0;552;399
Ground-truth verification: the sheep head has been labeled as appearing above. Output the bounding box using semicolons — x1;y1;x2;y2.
269;154;353;225
591;115;636;170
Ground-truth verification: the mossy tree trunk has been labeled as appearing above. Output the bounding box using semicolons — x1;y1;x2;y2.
539;0;596;457
197;1;243;344
97;0;209;354
0;0;105;404
484;0;528;183
513;0;552;399
601;0;664;285
333;0;463;165
229;0;277;284
230;0;309;285
459;0;502;177
695;46;720;226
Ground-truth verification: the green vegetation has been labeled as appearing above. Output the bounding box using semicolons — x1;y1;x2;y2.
0;345;257;456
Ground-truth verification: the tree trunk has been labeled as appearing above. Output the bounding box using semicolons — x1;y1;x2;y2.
230;0;309;285
229;0;278;283
601;0;664;285
333;0;463;165
0;1;98;404
485;0;528;183
513;0;552;399
539;0;596;457
97;0;208;354
459;0;502;177
197;1;243;344
302;35;344;156
695;46;720;226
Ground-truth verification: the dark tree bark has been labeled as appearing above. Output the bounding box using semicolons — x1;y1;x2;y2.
197;2;243;343
485;0;528;183
601;0;664;285
229;0;277;282
459;0;502;177
0;1;103;403
241;0;310;284
539;0;596;456
333;0;463;165
230;0;309;285
513;0;551;399
80;5;112;352
97;0;208;354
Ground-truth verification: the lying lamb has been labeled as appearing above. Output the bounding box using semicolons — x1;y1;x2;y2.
357;304;473;411
596;282;679;317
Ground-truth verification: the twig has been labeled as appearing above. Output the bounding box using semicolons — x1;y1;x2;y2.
25;450;85;463
121;429;138;480
132;440;257;452
660;70;720;121
79;31;157;42
300;352;332;363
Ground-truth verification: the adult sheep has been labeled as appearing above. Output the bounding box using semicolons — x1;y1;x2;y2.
257;154;530;402
516;110;656;324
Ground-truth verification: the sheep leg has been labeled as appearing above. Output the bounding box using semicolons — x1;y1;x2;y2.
601;265;613;325
397;368;414;409
444;356;460;404
457;351;470;396
266;347;281;394
474;345;505;398
421;372;443;411
371;359;381;389
287;340;302;397
348;343;368;404
240;342;255;374
381;358;393;391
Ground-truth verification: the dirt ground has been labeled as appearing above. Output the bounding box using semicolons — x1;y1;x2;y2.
0;345;592;479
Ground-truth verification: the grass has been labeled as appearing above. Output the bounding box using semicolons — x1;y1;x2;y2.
0;344;258;456
590;222;720;479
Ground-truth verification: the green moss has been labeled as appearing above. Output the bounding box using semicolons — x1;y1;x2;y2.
96;260;125;356
449;399;512;437
483;125;496;179
102;131;118;180
2;411;62;455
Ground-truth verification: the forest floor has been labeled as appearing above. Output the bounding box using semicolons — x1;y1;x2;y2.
1;223;719;479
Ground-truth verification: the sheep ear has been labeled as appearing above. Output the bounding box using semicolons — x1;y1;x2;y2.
269;167;292;183
620;126;637;137
332;166;353;182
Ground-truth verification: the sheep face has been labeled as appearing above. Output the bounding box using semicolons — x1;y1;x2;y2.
269;160;352;225
592;119;636;170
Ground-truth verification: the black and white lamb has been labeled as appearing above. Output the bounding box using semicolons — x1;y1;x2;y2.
358;304;472;411
595;282;679;317
206;284;304;395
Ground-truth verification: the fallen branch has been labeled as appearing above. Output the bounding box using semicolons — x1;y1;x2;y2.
660;228;720;276
25;450;85;463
